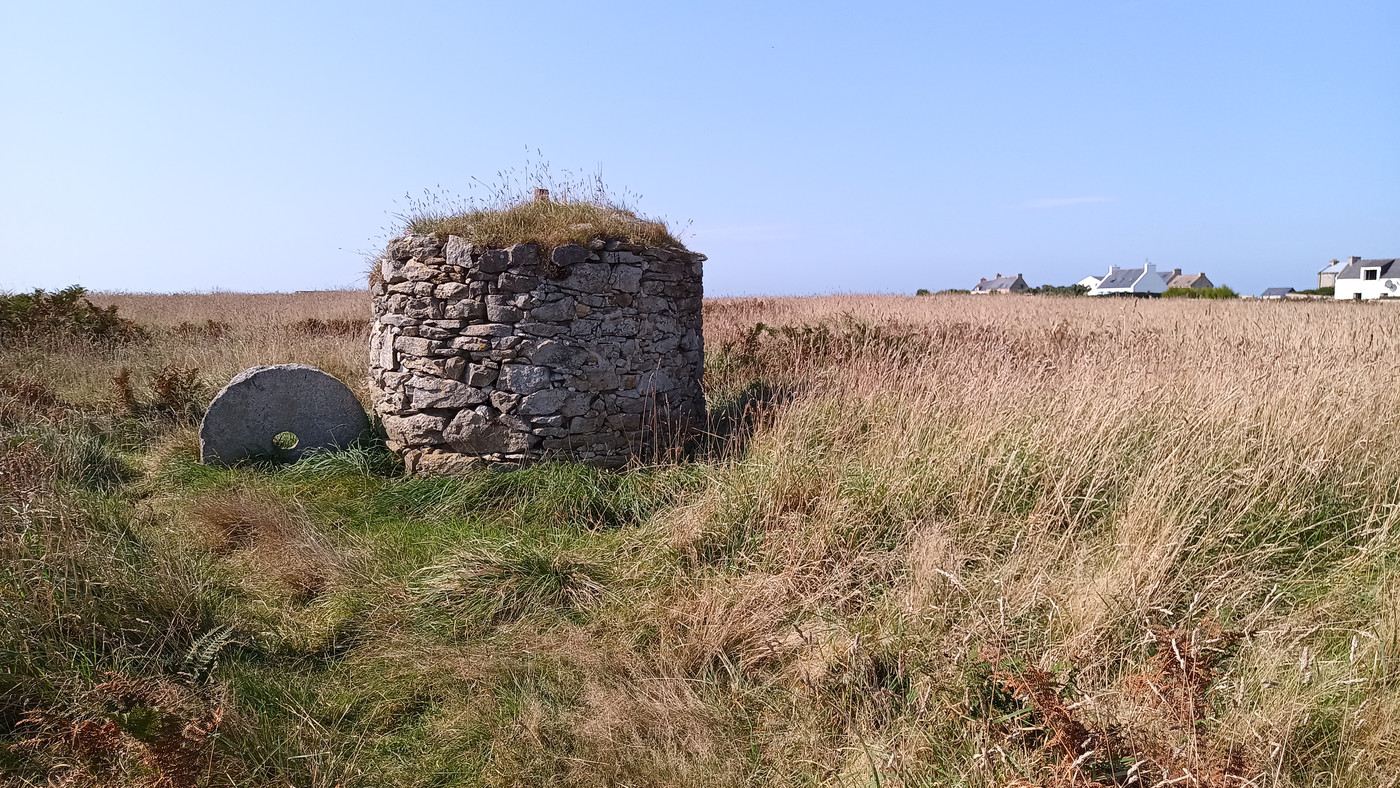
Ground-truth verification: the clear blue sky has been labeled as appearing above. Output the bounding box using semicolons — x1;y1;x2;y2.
2;1;1396;296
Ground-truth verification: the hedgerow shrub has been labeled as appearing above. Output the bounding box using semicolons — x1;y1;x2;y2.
0;286;145;342
1163;285;1239;299
1028;283;1089;296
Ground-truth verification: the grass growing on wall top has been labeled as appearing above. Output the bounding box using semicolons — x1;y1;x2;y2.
396;156;685;250
407;199;682;250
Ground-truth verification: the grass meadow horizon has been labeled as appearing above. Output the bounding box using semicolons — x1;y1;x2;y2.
4;289;1400;786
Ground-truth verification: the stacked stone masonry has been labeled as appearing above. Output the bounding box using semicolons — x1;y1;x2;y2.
369;233;704;473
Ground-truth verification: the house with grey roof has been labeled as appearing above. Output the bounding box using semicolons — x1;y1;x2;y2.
1164;269;1213;290
1260;287;1295;299
1086;263;1169;296
1335;258;1400;300
971;273;1028;294
1318;257;1352;290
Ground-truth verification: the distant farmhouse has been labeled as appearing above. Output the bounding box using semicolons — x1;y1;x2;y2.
1086;263;1169;296
1318;257;1352;289
1164;269;1213;289
971;273;1028;294
1335;258;1400;300
1080;263;1215;296
1261;287;1295;299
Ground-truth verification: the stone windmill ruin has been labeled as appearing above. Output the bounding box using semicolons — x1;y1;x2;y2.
368;217;705;474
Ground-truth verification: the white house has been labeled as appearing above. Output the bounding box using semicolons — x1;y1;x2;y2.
1076;275;1103;290
1087;263;1169;296
1335;258;1400;300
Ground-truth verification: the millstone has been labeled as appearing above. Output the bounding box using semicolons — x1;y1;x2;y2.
199;364;369;466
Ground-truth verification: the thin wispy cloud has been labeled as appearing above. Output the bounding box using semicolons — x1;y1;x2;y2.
1024;196;1116;209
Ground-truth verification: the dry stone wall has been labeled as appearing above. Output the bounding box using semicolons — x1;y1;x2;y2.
369;233;704;472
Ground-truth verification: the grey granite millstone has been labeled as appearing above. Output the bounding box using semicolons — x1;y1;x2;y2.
199;364;370;466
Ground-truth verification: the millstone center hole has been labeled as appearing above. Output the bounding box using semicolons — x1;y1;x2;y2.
272;431;299;451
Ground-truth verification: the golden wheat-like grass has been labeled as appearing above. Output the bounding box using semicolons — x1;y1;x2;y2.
15;290;378;406
688;294;1400;785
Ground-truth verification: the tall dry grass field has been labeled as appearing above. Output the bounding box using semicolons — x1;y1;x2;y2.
4;290;1400;787
695;294;1400;785
86;289;372;399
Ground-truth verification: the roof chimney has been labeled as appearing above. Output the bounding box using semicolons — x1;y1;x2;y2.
1349;255;1362;264
995;273;1002;278
1172;268;1182;278
1144;261;1156;273
1108;265;1119;274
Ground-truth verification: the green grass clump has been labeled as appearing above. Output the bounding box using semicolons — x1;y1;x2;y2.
415;542;608;626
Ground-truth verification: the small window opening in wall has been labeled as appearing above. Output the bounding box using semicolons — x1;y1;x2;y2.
272;431;299;450
1354;293;1363;300
1364;268;1379;280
